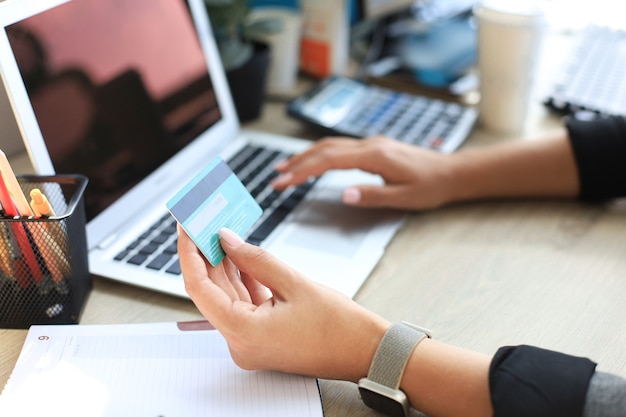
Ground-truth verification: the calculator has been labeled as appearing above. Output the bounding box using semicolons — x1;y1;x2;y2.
287;76;478;153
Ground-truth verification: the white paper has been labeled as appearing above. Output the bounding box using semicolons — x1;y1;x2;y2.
0;322;323;417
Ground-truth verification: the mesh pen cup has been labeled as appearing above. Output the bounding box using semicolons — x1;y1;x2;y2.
0;175;90;328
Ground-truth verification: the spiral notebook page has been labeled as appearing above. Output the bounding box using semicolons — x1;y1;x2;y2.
0;321;324;417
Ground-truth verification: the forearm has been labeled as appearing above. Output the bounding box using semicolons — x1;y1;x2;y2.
447;129;580;203
400;339;492;417
396;341;618;417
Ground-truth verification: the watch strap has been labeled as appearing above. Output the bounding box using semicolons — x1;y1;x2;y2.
367;322;430;389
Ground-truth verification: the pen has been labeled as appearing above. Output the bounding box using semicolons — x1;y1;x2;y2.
30;188;57;217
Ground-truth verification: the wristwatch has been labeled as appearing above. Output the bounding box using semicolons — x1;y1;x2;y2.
358;321;432;417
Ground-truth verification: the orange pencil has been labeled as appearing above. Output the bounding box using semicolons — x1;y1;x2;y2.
30;188;71;282
0;172;41;286
0;152;53;285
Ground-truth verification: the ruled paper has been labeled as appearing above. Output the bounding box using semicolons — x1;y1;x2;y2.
0;322;323;417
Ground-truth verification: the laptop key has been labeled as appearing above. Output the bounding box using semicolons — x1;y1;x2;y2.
146;253;173;271
114;250;130;261
163;241;178;254
138;242;159;255
260;190;281;209
248;208;289;243
151;233;170;245
162;221;177;234
165;259;181;275
127;253;148;266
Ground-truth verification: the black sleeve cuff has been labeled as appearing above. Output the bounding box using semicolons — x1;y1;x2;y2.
566;116;626;202
490;345;597;417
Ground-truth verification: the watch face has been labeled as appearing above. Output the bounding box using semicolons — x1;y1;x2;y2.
358;380;410;417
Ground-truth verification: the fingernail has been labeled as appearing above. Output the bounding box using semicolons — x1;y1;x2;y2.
274;160;289;171
342;187;361;205
271;172;292;187
219;228;245;248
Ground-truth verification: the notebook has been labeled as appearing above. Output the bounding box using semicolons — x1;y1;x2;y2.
0;321;324;417
0;0;405;298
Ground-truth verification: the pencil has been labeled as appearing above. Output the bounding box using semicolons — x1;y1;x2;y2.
30;188;71;282
0;150;33;217
0;155;52;285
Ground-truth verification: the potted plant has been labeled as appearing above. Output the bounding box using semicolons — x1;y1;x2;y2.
203;0;282;122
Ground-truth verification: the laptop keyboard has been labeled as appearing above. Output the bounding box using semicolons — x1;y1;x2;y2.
112;144;317;275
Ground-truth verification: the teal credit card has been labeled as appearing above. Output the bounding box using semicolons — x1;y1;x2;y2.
166;157;262;266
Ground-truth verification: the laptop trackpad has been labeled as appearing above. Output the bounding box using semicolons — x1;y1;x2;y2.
283;197;383;258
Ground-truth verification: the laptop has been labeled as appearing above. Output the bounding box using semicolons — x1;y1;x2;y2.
0;0;405;299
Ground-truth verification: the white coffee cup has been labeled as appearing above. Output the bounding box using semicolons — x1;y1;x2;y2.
474;0;547;134
247;7;302;97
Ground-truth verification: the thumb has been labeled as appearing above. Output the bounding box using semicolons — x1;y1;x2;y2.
218;228;300;299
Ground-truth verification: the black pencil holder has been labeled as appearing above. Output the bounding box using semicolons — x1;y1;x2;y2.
0;175;90;328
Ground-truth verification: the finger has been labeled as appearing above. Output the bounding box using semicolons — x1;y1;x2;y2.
218;228;304;300
222;256;253;303
272;137;399;189
177;228;239;326
275;136;356;171
343;184;417;209
177;225;245;301
272;138;366;189
177;225;211;280
240;272;272;305
215;261;248;300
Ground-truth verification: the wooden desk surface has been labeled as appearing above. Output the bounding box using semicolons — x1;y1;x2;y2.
2;32;626;417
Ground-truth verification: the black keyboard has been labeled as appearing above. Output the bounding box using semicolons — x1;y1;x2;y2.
227;145;318;246
113;145;316;274
545;24;626;118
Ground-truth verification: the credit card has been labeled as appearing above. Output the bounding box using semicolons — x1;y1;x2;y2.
166;157;262;266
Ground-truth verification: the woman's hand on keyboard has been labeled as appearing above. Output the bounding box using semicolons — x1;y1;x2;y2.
271;136;460;210
271;130;579;210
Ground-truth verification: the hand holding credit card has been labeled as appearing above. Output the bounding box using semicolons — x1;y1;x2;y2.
166;157;262;266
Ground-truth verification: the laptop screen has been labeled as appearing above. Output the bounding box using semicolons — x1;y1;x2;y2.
6;0;221;221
